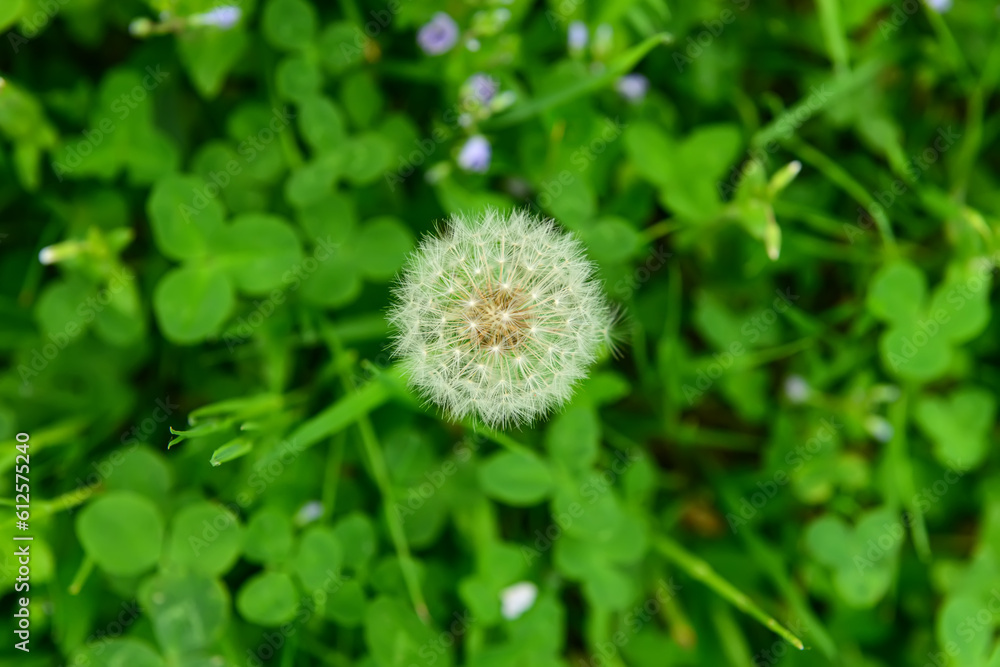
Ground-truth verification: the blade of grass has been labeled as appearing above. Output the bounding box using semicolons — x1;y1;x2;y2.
660;262;682;432
815;0;850;75
0;484;97;530
655;535;805;650
0;418;89;474
710;598;754;667
285;366;400;451
785;139;897;253
750;58;882;149
322;329;429;623
710;472;838;659
890;386;931;562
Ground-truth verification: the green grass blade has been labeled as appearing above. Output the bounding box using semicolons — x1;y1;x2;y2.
655;536;805;650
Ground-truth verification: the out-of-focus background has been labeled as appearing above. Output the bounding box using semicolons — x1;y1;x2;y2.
1;0;1000;665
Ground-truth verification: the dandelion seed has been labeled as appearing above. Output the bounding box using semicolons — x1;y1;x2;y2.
388;209;615;428
500;581;538;620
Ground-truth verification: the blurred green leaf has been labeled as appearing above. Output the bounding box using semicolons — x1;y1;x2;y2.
75;491;164;577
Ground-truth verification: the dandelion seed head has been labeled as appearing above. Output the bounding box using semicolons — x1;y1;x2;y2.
388;209;615;428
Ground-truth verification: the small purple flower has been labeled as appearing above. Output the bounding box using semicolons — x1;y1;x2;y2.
925;0;952;12
418;12;459;55
458;135;491;173
465;73;498;105
616;73;649;104
190;5;242;29
568;21;588;52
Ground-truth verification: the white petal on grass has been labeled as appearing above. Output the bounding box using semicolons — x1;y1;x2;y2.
500;581;538;620
783;375;810;403
38;246;58;265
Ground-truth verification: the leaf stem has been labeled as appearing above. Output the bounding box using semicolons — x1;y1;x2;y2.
68;555;95;595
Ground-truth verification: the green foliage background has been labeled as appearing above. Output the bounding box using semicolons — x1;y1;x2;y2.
1;0;1000;665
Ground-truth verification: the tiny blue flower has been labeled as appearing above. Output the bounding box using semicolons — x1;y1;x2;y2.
190;5;242;29
925;0;951;12
418;12;459;55
458;135;491;173
295;500;324;525
465;73;498;105
568;21;588;53
616;73;649;104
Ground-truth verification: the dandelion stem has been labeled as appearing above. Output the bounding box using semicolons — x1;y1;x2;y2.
68;555;95;595
462;418;535;458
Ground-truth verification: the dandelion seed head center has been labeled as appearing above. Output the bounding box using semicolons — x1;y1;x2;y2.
461;286;532;352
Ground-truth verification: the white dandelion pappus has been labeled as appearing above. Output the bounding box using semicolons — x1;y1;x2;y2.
388;209;614;429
